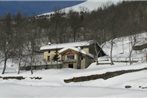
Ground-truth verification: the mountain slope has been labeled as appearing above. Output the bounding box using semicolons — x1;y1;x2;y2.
40;0;122;16
102;32;147;63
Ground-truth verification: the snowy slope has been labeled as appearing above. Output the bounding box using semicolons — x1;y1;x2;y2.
102;32;147;62
40;0;122;16
63;0;122;12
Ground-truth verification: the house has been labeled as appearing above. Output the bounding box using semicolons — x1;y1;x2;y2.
40;40;106;69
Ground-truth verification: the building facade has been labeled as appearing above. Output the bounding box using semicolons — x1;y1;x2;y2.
40;40;106;69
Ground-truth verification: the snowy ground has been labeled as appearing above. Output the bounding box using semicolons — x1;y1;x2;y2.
0;32;147;97
1;83;147;98
0;62;147;97
102;32;147;62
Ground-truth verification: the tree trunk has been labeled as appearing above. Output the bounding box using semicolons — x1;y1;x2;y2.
31;65;33;74
129;36;136;65
30;55;33;74
17;58;21;74
2;57;7;74
129;49;133;65
73;31;76;42
29;48;34;74
122;38;124;54
94;43;99;65
110;40;114;65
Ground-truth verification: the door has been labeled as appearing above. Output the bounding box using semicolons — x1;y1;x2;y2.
68;64;73;68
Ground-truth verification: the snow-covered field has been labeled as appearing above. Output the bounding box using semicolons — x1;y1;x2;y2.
0;62;147;97
0;32;147;97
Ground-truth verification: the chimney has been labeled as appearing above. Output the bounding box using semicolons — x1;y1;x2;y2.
48;42;51;45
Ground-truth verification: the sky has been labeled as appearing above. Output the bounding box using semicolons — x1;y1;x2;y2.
0;1;84;16
0;0;122;16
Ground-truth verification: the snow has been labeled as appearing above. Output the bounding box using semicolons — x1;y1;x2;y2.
40;40;95;51
40;0;122;16
59;47;94;58
1;62;147;97
1;83;147;98
0;33;147;97
135;33;147;46
102;32;147;62
63;0;122;12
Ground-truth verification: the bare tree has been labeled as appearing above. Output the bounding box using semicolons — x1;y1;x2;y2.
14;13;26;74
26;17;41;74
0;13;16;74
110;39;114;65
128;35;137;65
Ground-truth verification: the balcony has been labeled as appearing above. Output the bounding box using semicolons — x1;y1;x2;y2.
63;59;77;63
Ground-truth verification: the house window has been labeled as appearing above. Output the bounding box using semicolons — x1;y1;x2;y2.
81;56;83;60
68;64;73;68
48;50;50;53
67;55;74;60
47;56;50;61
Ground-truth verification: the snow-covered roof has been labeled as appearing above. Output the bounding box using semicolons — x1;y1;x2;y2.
40;40;95;51
59;47;94;58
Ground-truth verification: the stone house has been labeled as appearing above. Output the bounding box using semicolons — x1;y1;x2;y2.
40;40;106;69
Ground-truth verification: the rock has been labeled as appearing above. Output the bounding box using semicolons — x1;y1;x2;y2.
125;85;132;88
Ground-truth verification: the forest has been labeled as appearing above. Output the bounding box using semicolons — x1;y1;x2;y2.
0;1;147;74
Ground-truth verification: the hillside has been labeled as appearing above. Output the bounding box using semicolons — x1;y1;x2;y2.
41;0;122;16
35;1;147;45
102;32;147;62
